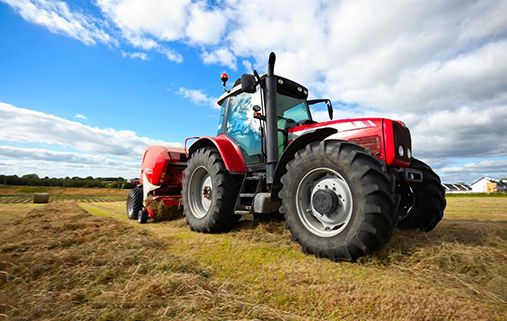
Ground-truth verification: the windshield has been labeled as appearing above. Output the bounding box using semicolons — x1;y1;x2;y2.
276;93;311;123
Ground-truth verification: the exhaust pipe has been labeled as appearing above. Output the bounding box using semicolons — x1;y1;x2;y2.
265;52;278;185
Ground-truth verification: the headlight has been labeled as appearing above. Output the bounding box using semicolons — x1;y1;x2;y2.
398;145;404;157
407;148;411;159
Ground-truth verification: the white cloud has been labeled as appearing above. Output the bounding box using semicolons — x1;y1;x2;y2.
74;113;87;119
176;88;219;110
185;2;227;45
0;145;138;168
438;159;507;183
242;60;253;73
96;0;228;47
201;47;237;70
1;0;117;46
157;46;183;63
0;158;138;178
121;50;149;61
0;102;181;158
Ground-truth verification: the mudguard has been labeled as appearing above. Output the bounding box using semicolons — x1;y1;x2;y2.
188;134;247;173
271;127;337;200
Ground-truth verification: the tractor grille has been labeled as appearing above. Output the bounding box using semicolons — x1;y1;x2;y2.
393;121;412;162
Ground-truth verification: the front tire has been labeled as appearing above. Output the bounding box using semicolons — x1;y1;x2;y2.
396;159;446;231
182;148;241;233
280;141;396;262
126;186;143;220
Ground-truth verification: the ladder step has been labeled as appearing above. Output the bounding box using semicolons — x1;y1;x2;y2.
245;176;260;181
239;193;256;198
234;210;251;215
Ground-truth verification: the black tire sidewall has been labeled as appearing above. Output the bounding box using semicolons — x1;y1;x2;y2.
183;152;218;229
127;187;142;220
284;155;367;250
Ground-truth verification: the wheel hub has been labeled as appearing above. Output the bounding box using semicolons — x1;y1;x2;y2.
312;189;339;215
188;166;213;219
296;169;354;237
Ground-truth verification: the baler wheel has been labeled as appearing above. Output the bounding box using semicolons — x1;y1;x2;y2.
137;209;148;224
396;158;446;232
182;148;241;233
126;186;143;220
280;140;396;262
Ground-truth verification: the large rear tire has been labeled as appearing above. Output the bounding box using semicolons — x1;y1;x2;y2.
182;148;241;233
396;158;446;231
280;141;396;262
126;186;143;220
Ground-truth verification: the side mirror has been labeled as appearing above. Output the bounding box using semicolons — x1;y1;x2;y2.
327;101;333;120
241;74;256;93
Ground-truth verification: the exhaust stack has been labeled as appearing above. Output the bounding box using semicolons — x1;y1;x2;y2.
265;52;278;185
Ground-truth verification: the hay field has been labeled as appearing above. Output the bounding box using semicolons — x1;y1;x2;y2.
0;195;505;320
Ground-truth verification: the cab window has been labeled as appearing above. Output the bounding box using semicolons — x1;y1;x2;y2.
226;90;263;165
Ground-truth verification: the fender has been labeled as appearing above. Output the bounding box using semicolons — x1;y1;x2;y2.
188;134;247;173
271;127;337;200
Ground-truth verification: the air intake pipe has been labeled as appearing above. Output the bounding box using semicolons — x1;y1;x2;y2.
265;52;278;185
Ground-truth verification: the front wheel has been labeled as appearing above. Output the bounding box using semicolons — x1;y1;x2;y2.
396;158;446;231
182;148;241;233
280;141;396;262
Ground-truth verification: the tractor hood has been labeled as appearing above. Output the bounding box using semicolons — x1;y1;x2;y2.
288;118;412;167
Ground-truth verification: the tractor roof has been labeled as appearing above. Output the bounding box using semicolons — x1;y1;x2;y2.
217;75;309;106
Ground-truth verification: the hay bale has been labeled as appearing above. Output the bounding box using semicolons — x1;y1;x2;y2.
33;193;49;203
146;196;183;222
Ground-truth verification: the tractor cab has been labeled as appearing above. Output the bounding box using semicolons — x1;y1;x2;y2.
216;74;317;166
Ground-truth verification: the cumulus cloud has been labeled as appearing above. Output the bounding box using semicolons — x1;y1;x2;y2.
0;102;181;158
74;113;87;119
0;145;138;168
438;159;507;183
0;158;138;178
201;47;237;70
176;88;219;110
1;0;117;46
96;0;227;46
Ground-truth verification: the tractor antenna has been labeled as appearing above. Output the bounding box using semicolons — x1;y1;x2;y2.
220;73;230;93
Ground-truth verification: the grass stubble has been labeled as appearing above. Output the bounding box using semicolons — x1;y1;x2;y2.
0;196;505;320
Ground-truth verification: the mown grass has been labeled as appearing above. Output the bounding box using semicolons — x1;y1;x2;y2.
0;185;129;196
446;192;507;197
0;203;295;320
76;197;507;320
0;196;505;320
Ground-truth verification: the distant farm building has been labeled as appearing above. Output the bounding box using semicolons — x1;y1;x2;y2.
470;177;507;193
441;183;473;194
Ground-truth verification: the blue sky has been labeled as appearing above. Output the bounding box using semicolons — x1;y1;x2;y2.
0;0;506;183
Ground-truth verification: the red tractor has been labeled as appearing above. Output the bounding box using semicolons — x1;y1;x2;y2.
127;53;446;261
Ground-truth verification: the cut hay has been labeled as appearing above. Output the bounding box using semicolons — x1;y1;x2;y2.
146;196;183;222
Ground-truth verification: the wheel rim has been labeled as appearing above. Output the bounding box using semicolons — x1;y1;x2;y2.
296;167;353;237
127;195;133;217
188;166;213;219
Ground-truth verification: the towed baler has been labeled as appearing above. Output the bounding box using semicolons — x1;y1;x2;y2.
127;146;186;223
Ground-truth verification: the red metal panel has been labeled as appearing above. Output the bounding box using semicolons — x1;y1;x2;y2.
383;119;411;167
288;118;411;167
140;145;186;186
188;134;247;173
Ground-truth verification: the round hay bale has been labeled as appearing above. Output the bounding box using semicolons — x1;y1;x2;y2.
146;196;183;222
33;193;49;203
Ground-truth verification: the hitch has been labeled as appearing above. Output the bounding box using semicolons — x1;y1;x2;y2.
401;168;423;183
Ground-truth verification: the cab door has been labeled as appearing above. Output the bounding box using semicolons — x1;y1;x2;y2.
224;88;264;165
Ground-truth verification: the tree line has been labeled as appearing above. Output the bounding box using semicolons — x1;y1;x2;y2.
0;174;137;189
